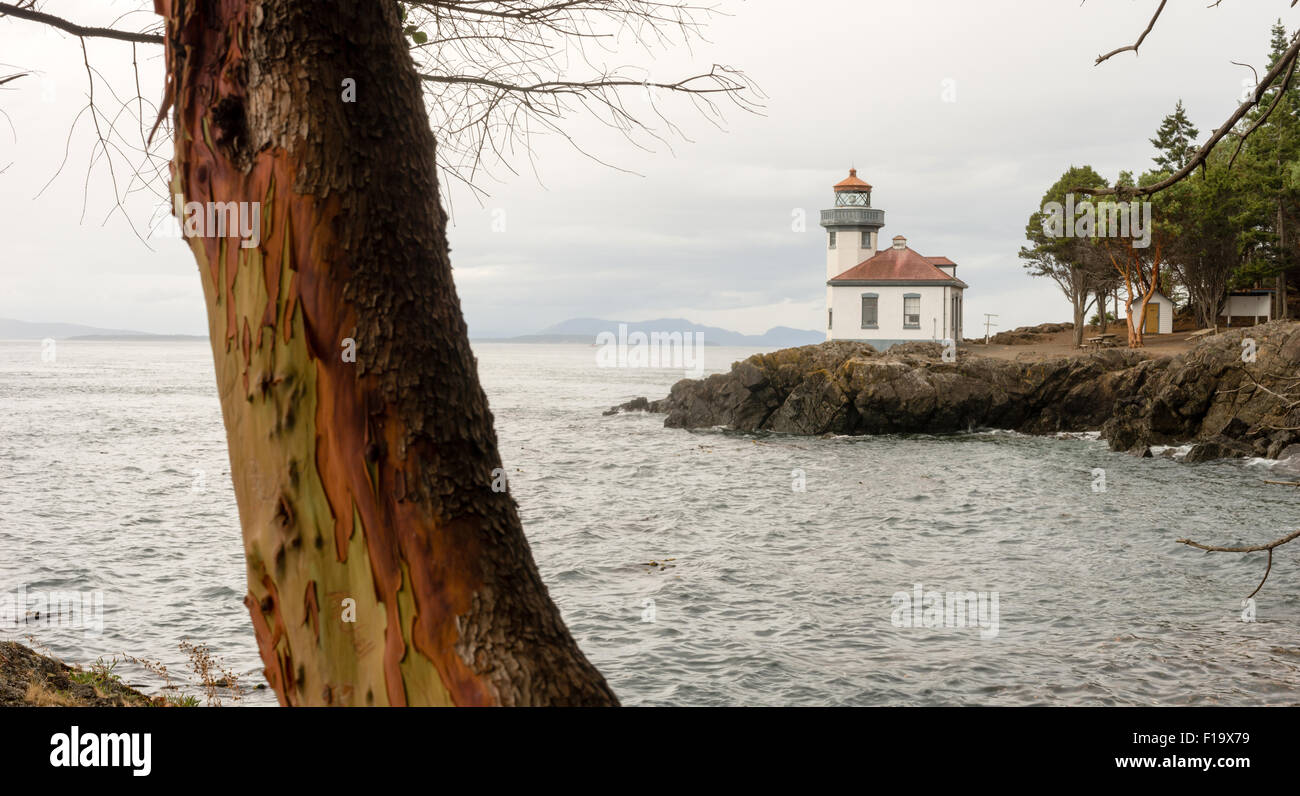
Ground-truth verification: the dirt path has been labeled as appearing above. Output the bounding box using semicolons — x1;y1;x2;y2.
969;328;1204;362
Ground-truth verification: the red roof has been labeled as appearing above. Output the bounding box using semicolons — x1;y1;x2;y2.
925;256;956;267
830;246;965;286
834;168;872;192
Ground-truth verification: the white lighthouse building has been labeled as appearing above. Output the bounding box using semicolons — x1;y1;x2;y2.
821;169;966;348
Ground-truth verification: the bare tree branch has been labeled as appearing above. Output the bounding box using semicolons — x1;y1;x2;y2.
0;2;162;44
3;0;760;221
1080;30;1300;198
1229;47;1300;168
1176;528;1300;600
1093;0;1169;65
1178;528;1300;555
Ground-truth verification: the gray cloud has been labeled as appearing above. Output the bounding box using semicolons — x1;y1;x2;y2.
0;0;1286;338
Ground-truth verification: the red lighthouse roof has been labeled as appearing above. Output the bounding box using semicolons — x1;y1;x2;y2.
830;244;967;287
833;168;872;192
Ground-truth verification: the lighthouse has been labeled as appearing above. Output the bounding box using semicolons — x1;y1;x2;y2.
821;169;886;334
822;168;885;282
820;168;967;347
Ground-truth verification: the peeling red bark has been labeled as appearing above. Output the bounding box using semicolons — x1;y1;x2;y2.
157;0;617;706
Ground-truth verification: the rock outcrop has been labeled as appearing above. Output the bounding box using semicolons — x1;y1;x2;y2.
0;641;157;707
607;321;1300;460
1102;322;1300;460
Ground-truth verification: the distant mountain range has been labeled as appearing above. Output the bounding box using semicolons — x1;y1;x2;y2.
3;315;824;348
0;317;206;341
475;318;825;348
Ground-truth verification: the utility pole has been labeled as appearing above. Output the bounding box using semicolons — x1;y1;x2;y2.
983;313;999;344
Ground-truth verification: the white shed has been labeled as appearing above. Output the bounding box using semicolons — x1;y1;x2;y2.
1221;291;1273;327
1139;291;1174;335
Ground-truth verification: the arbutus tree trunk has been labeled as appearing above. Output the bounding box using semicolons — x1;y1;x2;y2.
1109;242;1161;349
1066;265;1092;348
1132;245;1163;349
155;0;617;706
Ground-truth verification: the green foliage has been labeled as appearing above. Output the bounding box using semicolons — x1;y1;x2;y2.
1150;100;1200;173
399;4;428;45
1022;165;1108;261
69;656;123;690
1025;19;1300;326
1021;165;1115;283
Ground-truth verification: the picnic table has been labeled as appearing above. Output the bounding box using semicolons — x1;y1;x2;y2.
1083;333;1118;350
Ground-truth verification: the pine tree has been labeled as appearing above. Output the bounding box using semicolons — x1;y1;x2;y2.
1269;18;1290;66
1236;19;1300;318
1150;100;1200;173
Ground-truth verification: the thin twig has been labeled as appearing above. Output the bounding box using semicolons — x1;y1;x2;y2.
1093;0;1169;65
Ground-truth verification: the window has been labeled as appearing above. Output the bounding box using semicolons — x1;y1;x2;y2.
828;309;833;329
828;231;837;249
860;231;872;249
903;294;921;328
860;294;878;328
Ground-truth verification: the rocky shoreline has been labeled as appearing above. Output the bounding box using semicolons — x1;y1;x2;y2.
606;321;1300;463
0;641;157;707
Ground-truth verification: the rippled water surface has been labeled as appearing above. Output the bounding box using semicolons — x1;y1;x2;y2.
2;340;1298;706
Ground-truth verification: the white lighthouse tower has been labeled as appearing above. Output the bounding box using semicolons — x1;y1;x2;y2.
818;168;967;346
821;169;886;333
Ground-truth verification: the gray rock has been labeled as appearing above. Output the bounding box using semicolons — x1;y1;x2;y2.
606;321;1300;464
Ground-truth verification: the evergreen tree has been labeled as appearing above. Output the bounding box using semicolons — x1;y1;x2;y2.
1235;19;1300;317
1021;166;1113;346
1150;100;1199;173
1269;18;1291;66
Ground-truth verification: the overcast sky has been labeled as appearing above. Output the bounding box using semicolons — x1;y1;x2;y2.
0;1;1293;337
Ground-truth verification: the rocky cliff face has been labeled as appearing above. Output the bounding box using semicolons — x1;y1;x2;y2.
1102;322;1300;461
607;322;1300;461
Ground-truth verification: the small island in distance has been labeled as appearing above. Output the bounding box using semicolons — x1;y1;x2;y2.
0;317;206;341
2;315;823;348
472;317;825;348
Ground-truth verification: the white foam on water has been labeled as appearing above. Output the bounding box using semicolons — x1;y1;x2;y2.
1150;444;1194;460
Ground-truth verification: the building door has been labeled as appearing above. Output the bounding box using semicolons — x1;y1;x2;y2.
1144;303;1159;334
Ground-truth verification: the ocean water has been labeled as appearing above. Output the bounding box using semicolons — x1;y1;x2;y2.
2;339;1298;706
